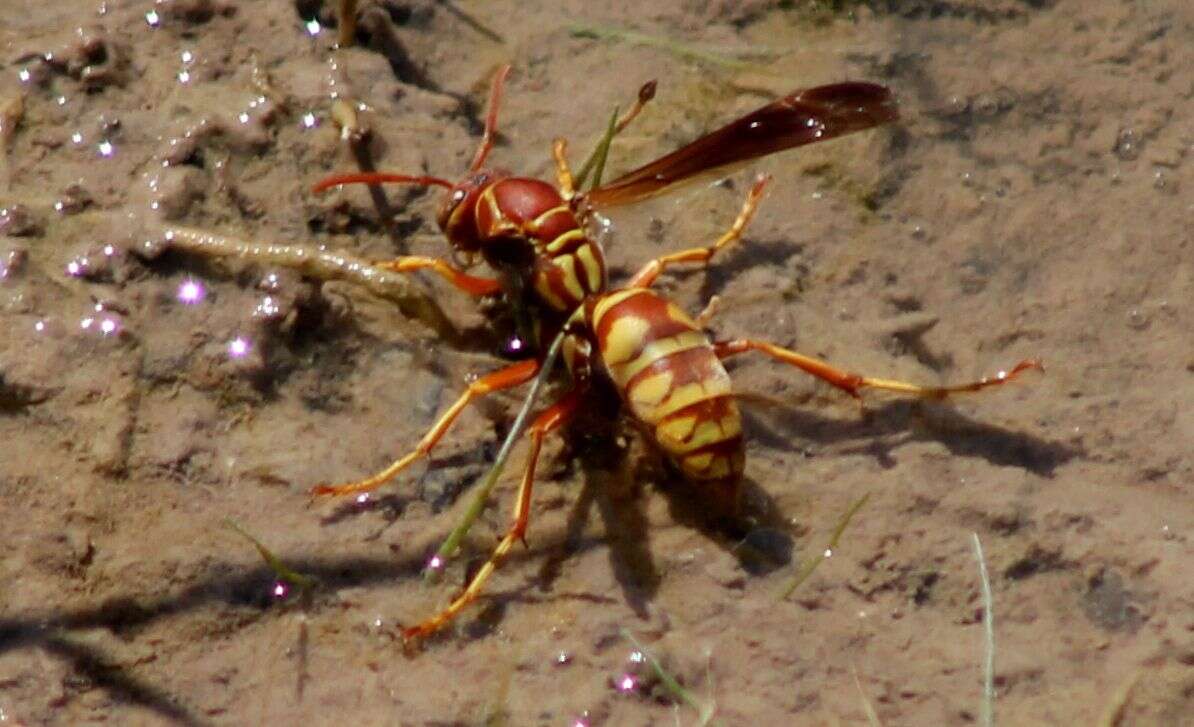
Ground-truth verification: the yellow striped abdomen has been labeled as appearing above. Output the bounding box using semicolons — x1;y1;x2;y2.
586;289;745;507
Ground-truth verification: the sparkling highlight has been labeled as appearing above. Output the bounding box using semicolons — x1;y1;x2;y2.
228;337;250;358
177;279;205;304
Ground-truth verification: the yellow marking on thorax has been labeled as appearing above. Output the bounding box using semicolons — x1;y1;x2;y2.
607;331;708;386
575;243;604;292
479;187;514;234
554;255;586;302
529;205;571;231
545;228;586;253
533;272;568;311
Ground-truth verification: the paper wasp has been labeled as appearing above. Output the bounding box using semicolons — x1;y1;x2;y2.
306;69;1040;641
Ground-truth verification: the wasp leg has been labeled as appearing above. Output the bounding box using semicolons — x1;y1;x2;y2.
311;359;540;498
469;64;512;172
402;388;585;642
713;339;1042;400
695;295;722;328
373;256;502;296
552;138;576;199
627;174;769;289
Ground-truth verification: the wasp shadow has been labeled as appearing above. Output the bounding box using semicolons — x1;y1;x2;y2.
739;393;1081;476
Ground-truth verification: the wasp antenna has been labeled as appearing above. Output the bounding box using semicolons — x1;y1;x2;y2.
469;64;512;172
311;172;454;194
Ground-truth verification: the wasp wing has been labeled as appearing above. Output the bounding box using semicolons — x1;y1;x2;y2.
585;82;898;208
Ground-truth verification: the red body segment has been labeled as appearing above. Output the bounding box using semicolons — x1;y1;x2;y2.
463;176;607;312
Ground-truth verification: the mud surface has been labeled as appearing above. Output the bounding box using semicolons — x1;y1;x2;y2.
2;1;1192;725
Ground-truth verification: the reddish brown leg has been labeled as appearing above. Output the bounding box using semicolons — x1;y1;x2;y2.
373;256;502;296
402;388;585;642
469;64;512;172
714;339;1042;400
311;359;539;498
627;174;769;289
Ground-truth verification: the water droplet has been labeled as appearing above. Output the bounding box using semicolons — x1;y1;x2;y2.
177;279;205;304
17;68;31;83
228;337;251;358
305;18;321;35
1113;128;1138;161
301;112;318;129
97;140;114;157
615;673;637;692
145;9;160;26
1127;309;1149;330
254;295;281;319
272;581;289;599
65;258;88;277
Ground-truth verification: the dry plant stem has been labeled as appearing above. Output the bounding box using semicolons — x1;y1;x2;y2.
423;329;568;581
329;98;406;250
972;532;995;727
622;629;720;727
778;493;870;599
159;226;458;341
337;0;358;47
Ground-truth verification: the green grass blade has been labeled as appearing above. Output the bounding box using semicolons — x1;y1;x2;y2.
224;519;317;592
778;493;870;600
424;329;568;581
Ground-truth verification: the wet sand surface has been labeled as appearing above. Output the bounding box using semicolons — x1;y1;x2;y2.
1;1;1192;724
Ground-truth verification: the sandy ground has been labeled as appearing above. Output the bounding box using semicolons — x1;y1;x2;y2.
1;1;1192;725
